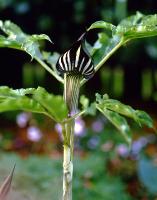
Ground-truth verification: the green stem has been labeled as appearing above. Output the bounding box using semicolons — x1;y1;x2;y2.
80;39;124;86
62;73;81;200
62;120;74;200
63;110;85;124
63;144;73;200
34;57;64;84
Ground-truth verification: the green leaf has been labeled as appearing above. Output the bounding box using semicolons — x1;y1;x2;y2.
96;93;109;104
0;87;35;100
115;12;157;41
135;110;153;128
80;95;89;110
0;20;64;84
88;21;116;31
104;100;153;128
87;12;157;69
0;20;51;59
96;93;154;144
0;87;45;114
96;94;153;128
79;95;96;116
87;21;123;67
92;33;121;65
86;103;96;116
97;105;132;145
33;87;68;122
0;86;68;122
30;34;52;43
100;99;137;119
89;12;157;44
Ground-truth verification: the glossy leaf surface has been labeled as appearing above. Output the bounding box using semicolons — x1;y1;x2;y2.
0;86;67;122
96;93;153;144
88;12;157;66
0;20;51;59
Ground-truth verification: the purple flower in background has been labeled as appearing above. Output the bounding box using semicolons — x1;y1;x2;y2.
130;136;151;160
55;123;62;134
131;137;147;155
55;123;63;141
87;136;100;149
74;118;85;136
92;119;104;133
116;144;129;157
27;126;42;142
16;112;30;128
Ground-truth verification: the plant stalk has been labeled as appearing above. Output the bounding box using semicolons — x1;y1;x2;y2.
62;124;74;200
34;57;64;84
62;74;81;200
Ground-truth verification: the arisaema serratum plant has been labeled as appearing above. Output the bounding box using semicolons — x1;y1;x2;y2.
0;12;156;200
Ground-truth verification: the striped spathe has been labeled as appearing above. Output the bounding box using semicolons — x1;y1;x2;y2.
56;32;95;79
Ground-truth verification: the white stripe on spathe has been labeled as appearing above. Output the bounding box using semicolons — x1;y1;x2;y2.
85;63;94;73
67;51;72;71
75;45;81;69
78;57;85;72
63;52;68;71
82;59;92;74
59;57;64;70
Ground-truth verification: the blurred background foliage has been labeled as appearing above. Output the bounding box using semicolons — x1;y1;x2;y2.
0;0;157;200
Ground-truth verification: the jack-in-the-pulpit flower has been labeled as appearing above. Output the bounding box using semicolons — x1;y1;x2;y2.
56;32;95;115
